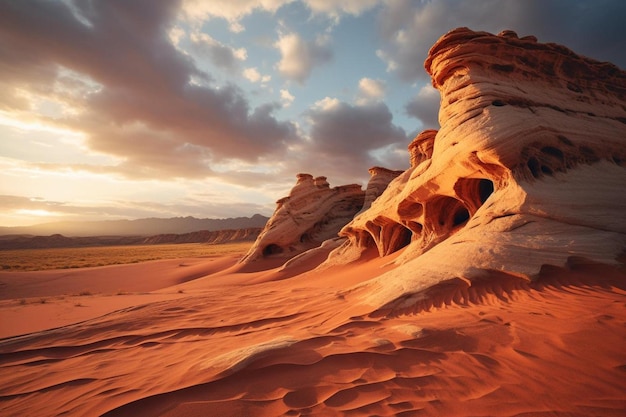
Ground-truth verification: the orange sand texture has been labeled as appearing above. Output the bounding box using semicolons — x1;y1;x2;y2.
1;246;625;416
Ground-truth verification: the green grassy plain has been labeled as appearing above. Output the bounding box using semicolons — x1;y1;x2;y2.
0;242;252;272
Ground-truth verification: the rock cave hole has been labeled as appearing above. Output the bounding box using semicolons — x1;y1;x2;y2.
403;221;423;237
541;146;564;161
262;244;283;256
453;206;470;227
397;199;423;219
433;196;470;231
365;220;382;241
357;231;375;250
453;177;495;214
527;157;541;178
478;179;495;204
540;165;553;175
384;224;413;255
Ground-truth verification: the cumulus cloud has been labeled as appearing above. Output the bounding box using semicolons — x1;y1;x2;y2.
243;67;271;83
280;89;295;107
180;0;380;31
300;100;409;180
181;0;292;32
275;32;333;84
357;77;386;103
377;0;626;82
304;0;380;21
405;84;440;129
0;0;299;181
189;32;247;71
313;96;340;111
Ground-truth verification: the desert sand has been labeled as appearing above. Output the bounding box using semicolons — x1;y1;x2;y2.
0;247;624;416
1;27;625;416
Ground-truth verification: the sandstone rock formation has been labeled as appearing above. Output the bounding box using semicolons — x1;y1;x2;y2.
243;168;404;270
325;28;626;311
360;166;405;213
408;129;436;168
239;173;366;264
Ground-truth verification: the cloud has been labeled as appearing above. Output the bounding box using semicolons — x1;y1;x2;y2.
313;96;340;111
243;67;271;83
275;32;333;84
357;77;386;103
181;0;293;32
189;32;247;71
180;0;380;31
0;0;299;180
376;0;626;82
300;100;409;181
303;0;380;21
405;84;440;129
280;89;295;107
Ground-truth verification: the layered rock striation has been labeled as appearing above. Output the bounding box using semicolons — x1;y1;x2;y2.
325;28;626;310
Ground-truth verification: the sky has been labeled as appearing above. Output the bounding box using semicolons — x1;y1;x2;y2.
1;0;625;227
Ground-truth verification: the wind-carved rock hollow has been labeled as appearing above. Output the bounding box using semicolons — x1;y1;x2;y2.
248;27;626;313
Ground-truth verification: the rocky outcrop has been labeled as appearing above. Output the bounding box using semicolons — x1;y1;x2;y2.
360;167;404;213
408;129;436;168
324;28;626;311
239;174;365;264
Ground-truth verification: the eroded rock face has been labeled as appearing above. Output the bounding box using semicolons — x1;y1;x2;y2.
408;129;437;168
361;166;404;212
240;173;365;264
326;28;626;310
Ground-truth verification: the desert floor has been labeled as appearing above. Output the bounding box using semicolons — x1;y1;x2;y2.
0;247;625;416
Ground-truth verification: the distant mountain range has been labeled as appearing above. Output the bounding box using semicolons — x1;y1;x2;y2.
0;214;269;237
0;228;264;250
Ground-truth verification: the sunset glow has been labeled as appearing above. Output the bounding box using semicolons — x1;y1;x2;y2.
1;0;624;228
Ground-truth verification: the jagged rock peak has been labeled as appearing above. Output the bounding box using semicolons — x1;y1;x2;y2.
408;129;437;168
288;173;315;196
314;176;330;188
360;166;405;213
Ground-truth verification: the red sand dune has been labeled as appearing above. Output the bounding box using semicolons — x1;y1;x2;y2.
0;249;625;416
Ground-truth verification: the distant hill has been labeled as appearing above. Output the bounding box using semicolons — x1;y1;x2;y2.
0;214;269;237
0;228;263;250
139;228;262;245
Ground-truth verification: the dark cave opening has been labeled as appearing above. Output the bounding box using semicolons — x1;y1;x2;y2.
452;206;470;227
478;179;495;204
262;244;283;257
